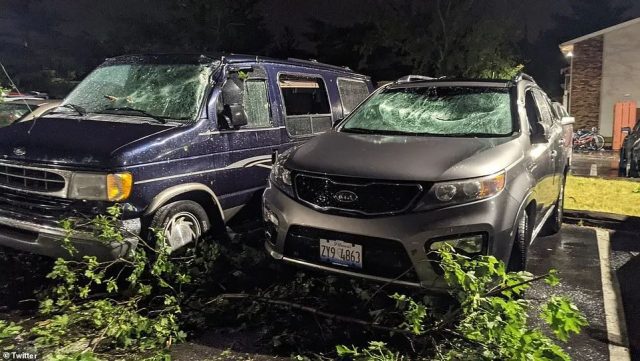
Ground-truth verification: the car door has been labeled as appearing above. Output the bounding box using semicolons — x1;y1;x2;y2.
524;89;556;219
536;91;566;189
215;64;282;212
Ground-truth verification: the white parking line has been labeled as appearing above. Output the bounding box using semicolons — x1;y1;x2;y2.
591;164;598;176
595;228;631;360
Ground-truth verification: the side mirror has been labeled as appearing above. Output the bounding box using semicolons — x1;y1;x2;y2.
225;104;248;128
220;75;247;129
531;122;549;143
561;116;575;126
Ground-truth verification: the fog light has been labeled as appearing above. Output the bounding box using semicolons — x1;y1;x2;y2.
428;234;485;255
263;207;279;227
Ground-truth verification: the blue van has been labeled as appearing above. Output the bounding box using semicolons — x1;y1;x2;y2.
0;54;373;259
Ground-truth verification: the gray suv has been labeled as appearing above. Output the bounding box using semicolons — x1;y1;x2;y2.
262;74;572;289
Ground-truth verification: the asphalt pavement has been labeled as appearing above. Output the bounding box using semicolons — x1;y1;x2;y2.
571;151;622;178
1;225;637;360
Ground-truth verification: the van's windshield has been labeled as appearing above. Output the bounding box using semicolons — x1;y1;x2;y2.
342;86;514;137
61;62;215;123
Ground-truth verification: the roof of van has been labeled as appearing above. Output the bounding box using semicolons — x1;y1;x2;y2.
104;53;368;77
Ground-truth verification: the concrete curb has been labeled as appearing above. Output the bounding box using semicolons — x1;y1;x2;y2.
565;209;640;231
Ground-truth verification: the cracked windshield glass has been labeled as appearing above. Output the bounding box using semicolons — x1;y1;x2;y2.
61;62;214;122
343;86;513;136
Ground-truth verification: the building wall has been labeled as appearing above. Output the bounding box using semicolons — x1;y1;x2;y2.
569;36;603;132
600;22;640;137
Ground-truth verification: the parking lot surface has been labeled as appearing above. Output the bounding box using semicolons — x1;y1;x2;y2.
1;225;637;360
571;151;622;178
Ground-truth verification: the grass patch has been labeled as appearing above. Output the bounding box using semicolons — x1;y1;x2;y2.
565;175;640;217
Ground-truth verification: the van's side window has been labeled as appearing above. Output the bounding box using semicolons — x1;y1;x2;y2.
279;74;332;136
243;79;271;128
337;78;369;115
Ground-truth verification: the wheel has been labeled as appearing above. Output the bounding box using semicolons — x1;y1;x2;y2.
619;149;628;177
148;200;210;253
540;175;566;236
630;155;640;178
507;211;531;272
594;135;605;150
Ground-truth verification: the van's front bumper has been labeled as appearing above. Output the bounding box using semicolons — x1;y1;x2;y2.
0;209;140;260
262;183;520;289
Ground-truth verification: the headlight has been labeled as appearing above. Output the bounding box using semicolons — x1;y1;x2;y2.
416;171;505;210
270;149;295;197
69;172;133;201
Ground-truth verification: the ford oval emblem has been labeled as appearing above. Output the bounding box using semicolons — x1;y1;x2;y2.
334;190;358;203
13;147;26;156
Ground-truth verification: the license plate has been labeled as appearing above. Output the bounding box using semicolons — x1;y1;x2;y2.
319;239;363;269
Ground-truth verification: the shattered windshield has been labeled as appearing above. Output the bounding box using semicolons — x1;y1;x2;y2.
61;62;215;123
342;86;514;137
0;103;32;127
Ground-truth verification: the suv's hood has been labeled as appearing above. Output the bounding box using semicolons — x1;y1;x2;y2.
0;116;172;168
287;131;523;181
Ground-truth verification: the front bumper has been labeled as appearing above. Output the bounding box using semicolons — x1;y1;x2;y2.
263;183;520;289
0;209;140;260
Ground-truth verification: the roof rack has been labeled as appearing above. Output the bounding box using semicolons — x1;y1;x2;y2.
286;57;352;71
513;73;536;83
396;75;436;83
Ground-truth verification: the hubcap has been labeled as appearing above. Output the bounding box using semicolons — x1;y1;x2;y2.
164;212;202;252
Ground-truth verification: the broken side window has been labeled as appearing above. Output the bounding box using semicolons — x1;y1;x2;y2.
279;74;332;137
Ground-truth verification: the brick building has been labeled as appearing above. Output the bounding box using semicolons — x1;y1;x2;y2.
560;17;640;139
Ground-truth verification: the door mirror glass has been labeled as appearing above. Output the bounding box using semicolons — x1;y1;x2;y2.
561;116;575;126
225;103;248;128
220;74;248;129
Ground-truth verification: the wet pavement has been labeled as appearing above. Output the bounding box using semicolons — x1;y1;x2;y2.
571;150;623;178
1;225;637;360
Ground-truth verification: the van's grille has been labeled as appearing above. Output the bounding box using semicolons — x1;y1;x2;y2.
294;173;424;216
0;164;66;193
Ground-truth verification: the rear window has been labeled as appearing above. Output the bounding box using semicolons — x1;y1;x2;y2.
337;78;369;115
342;86;514;137
279;74;332;137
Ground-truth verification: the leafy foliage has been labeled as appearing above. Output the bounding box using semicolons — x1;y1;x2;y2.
25;205;190;359
336;245;587;360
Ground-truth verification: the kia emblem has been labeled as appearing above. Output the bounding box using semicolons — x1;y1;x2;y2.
334;190;358;203
13;147;26;156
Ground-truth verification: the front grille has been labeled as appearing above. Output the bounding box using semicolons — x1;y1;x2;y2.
0;163;66;193
284;226;419;282
294;173;424;216
0;188;102;227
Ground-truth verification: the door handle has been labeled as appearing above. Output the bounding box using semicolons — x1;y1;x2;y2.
550;150;558;159
558;138;565;146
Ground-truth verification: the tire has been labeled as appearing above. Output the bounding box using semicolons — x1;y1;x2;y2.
594;135;605;151
619;149;628;177
507;211;531;272
630;155;640;178
148;200;211;253
540;175;566;236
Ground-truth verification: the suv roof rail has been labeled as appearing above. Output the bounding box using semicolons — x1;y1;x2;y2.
286;57;352;71
513;73;536;83
396;75;436;83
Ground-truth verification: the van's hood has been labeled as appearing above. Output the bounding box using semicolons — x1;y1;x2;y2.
0;116;173;168
287;131;524;182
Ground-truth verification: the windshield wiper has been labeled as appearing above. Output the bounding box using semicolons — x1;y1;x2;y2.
99;107;168;124
52;103;87;116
